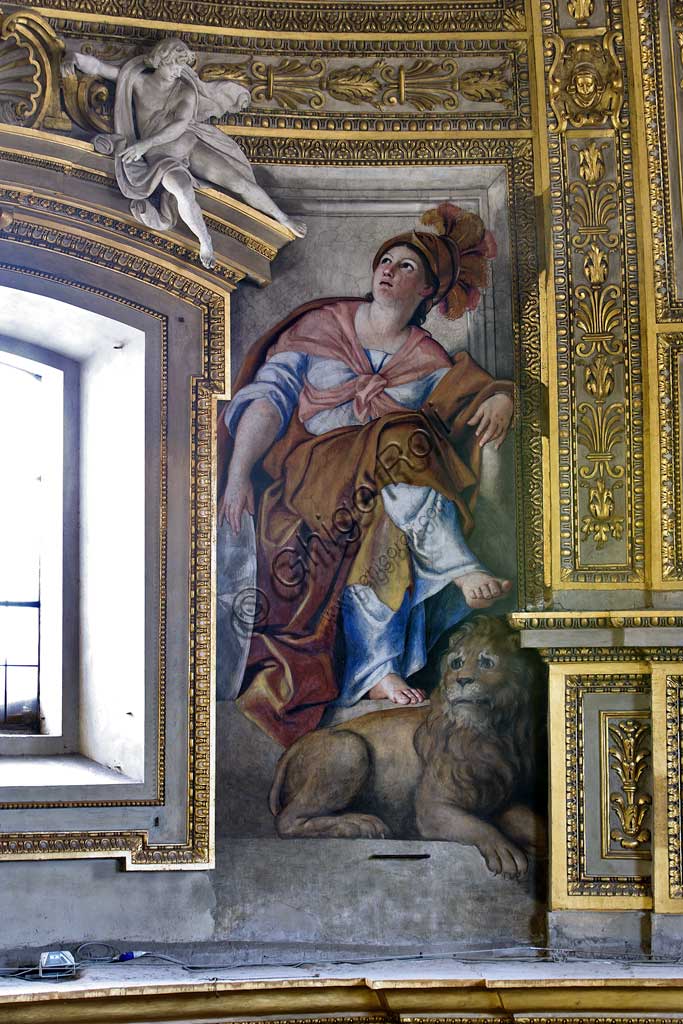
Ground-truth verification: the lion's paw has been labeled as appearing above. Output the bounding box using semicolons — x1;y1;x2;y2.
328;814;391;839
478;838;528;880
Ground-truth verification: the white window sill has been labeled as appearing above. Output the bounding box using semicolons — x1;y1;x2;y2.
0;754;138;787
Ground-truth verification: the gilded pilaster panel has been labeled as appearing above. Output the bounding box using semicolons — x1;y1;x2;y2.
542;0;645;587
657;334;683;579
651;666;683;912
549;664;652;908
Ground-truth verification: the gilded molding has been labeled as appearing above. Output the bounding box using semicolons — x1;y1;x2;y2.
564;673;651;898
0;203;227;865
511;611;683;628
5;0;526;35
665;674;683;899
544;0;644;585
638;0;683;321
657;333;683;579
0;181;247;282
542;646;683;662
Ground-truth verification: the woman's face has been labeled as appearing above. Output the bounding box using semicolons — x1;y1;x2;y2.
372;245;434;312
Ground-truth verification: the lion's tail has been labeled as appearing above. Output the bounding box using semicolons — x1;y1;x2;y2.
268;745;296;816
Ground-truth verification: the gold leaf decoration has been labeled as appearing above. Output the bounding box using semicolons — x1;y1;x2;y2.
609;720;652;849
327;65;383;106
458;63;511;104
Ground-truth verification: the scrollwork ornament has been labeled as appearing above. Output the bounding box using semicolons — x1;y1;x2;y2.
0;10;71;130
546;31;625;132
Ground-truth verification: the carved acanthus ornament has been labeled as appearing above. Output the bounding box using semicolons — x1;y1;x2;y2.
547;31;624;131
201;56;512;113
607;720;652;850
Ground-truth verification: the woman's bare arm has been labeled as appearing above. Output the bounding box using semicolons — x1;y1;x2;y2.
220;399;281;533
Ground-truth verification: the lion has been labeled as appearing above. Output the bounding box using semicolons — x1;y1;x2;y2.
269;616;546;879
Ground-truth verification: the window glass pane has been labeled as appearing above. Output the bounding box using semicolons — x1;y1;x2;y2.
0;359;43;603
4;666;39;726
0;606;39;666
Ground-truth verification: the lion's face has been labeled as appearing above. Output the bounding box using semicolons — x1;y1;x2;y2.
437;617;529;733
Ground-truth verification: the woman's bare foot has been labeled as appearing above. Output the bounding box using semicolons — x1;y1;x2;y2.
454;571;512;609
367;672;426;705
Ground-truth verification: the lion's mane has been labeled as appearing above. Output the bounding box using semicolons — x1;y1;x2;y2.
414;616;541;818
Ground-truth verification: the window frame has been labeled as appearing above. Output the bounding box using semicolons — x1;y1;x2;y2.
0;336;80;754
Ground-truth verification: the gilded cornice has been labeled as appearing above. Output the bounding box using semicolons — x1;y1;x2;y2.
9;0;526;36
2;977;683;1022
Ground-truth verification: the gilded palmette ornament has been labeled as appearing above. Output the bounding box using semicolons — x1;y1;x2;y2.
251;58;327;110
570;143;619;249
567;0;595;26
584;354;615;403
609;721;652;850
583;243;609;284
574;284;623;357
577;402;625;481
581;480;624;545
200;56;512;114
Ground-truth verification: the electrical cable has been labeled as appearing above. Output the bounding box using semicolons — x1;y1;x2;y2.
2;942;683;986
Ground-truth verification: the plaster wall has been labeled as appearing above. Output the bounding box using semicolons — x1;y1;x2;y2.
79;329;146;781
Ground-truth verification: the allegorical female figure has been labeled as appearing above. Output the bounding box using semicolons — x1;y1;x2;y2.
219;204;514;746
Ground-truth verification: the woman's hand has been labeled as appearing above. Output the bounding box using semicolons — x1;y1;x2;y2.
219;467;255;535
467;393;513;450
121;140;150;164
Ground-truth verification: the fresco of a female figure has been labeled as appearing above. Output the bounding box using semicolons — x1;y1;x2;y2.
219;203;514;746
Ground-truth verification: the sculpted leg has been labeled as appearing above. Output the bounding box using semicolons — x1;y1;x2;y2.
190;148;307;238
416;796;529;879
273;730;391;839
162;168;215;268
496;804;547;859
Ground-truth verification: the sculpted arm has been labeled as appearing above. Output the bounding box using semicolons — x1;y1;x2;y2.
67;53;121;80
220;399;281;533
121;90;194;163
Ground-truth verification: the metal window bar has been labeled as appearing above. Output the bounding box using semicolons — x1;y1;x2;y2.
0;599;41;732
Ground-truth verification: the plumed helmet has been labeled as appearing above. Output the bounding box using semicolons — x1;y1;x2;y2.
372;203;497;321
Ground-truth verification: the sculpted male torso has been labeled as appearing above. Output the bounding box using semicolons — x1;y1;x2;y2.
67;39;306;268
